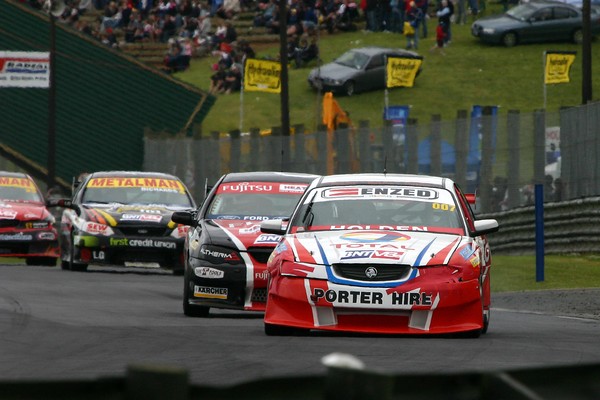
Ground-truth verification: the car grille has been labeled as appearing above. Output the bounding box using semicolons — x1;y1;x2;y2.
332;264;412;282
251;288;267;303
0;220;20;228
113;249;175;265
0;243;29;254
247;247;273;264
118;226;169;237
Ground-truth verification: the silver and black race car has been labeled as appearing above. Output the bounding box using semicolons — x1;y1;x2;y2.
171;171;318;317
52;171;196;273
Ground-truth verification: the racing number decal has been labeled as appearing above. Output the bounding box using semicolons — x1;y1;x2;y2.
431;203;455;212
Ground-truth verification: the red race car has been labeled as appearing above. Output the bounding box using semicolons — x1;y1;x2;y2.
260;173;499;337
0;171;60;266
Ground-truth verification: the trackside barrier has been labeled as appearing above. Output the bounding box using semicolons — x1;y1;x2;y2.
480;196;600;255
1;361;599;399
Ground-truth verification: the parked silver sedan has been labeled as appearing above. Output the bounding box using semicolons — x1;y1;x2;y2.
307;46;421;96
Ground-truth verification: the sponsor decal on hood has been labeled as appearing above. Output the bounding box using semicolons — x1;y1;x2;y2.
211;220;281;250
81;205;175;227
0;204;45;220
289;230;465;267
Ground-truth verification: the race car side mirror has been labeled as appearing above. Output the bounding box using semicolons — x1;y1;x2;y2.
171;210;197;227
46;198;68;208
260;219;286;235
471;219;499;237
46;198;81;215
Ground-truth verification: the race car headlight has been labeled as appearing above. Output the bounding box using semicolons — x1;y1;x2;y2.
24;218;54;230
444;261;480;282
195;244;243;265
80;221;115;236
279;259;318;277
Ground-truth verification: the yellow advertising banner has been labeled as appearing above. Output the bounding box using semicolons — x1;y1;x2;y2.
243;58;282;93
544;51;576;85
386;56;423;88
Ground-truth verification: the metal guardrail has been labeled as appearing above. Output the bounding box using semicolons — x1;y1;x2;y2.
481;196;600;255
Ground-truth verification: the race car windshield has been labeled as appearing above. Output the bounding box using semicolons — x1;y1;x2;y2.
0;184;43;203
206;193;301;219
82;186;193;207
291;186;465;234
80;176;194;207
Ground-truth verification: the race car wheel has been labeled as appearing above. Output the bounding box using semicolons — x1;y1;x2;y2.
460;328;482;338
183;275;209;317
264;322;309;336
61;259;71;270
69;233;88;272
183;301;209;317
482;309;490;334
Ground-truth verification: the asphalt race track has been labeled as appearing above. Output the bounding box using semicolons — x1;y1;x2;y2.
1;263;599;387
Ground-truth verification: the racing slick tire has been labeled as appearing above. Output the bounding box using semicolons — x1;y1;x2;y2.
264;322;309;336
482;309;490;334
183;302;209;317
459;329;482;338
69;233;88;272
61;259;71;270
183;274;210;317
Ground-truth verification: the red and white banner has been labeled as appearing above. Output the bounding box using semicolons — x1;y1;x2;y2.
0;51;50;88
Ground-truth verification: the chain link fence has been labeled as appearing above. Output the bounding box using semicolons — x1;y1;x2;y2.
145;101;600;213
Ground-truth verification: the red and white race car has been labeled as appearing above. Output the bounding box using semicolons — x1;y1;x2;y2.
0;171;60;265
260;173;499;337
172;171;319;317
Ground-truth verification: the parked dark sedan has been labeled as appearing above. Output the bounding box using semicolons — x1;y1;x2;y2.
307;46;421;96
471;0;600;46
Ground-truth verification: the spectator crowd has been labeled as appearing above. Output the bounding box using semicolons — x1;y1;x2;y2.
26;0;489;92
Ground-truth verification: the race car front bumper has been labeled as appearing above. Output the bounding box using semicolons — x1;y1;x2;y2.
0;229;60;259
264;269;484;335
72;233;184;270
185;256;268;312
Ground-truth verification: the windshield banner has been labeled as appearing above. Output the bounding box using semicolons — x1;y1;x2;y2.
87;177;186;193
386;56;423;88
0;176;36;190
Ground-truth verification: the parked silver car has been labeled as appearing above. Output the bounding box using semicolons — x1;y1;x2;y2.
471;0;600;47
307;46;421;96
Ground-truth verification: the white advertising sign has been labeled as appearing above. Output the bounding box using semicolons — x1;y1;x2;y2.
0;51;50;88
